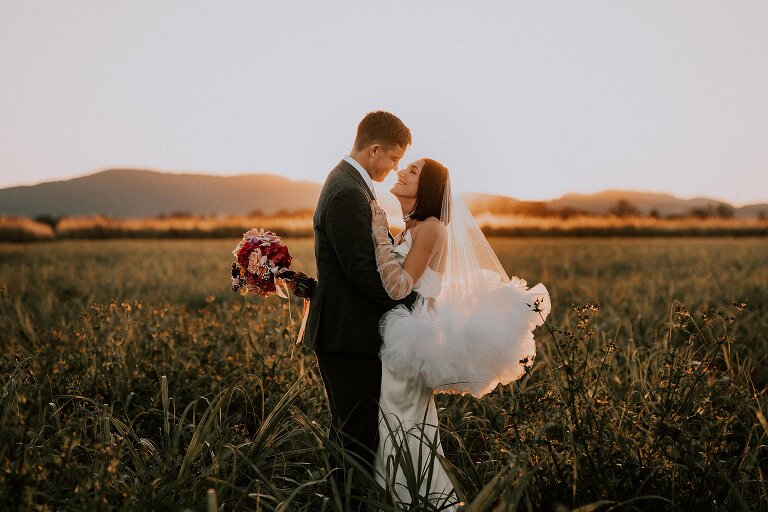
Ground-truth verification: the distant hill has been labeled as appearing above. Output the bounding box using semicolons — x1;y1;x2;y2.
736;203;768;219
0;170;766;219
468;190;768;219
548;190;726;216
464;193;551;216
0;169;322;217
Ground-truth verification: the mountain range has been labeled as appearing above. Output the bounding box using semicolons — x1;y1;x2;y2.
465;190;767;219
1;169;766;219
0;169;320;217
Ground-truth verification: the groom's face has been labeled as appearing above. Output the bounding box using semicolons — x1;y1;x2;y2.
367;143;406;182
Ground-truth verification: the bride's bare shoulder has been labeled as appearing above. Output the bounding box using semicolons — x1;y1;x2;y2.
425;216;447;232
413;217;447;243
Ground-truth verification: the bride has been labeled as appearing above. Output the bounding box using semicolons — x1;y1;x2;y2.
369;158;551;508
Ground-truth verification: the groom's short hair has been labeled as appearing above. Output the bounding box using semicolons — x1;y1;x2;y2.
353;111;412;151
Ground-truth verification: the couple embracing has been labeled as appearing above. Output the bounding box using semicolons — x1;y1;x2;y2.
303;111;550;509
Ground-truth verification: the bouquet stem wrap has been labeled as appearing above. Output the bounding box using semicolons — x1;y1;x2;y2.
277;270;316;344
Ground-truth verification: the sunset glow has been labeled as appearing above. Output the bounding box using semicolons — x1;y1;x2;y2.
2;2;767;205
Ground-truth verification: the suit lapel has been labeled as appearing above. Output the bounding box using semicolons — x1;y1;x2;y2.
337;159;375;202
336;159;392;241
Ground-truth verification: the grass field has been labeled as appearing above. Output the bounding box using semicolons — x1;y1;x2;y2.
1;238;767;511
3;213;768;242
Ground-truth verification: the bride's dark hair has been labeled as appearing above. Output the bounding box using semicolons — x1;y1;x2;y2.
412;158;450;223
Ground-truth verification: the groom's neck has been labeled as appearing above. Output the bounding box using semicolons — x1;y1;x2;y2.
348;149;374;178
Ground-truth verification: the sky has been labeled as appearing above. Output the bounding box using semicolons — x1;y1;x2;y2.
1;1;767;206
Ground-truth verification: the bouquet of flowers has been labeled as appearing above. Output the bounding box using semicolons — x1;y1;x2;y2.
231;228;315;298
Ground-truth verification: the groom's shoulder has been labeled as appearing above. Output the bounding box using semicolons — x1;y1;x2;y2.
325;160;355;182
321;164;360;197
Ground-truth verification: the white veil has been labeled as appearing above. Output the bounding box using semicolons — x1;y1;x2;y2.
437;175;511;303
380;171;552;397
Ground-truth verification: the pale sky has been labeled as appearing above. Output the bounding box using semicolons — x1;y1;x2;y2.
1;1;767;205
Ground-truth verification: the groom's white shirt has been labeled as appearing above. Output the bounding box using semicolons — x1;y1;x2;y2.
343;155;376;200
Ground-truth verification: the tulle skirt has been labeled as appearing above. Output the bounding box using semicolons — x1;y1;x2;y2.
379;278;551;397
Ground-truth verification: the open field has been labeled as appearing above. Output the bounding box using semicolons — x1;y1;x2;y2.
3;214;768;242
1;238;767;510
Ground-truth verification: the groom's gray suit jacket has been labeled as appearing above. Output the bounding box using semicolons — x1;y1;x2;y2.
303;159;416;355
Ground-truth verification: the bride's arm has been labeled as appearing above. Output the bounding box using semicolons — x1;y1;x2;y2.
371;202;440;300
371;202;413;299
402;224;440;283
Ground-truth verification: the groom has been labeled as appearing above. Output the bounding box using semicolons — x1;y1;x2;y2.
303;111;417;499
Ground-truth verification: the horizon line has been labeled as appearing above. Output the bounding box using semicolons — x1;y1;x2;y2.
1;166;766;208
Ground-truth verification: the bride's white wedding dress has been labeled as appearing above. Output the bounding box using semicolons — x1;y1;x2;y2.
371;194;551;509
374;227;458;509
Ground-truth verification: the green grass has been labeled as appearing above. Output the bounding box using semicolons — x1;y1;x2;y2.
1;238;767;511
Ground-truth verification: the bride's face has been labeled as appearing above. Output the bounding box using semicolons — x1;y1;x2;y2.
390;159;425;199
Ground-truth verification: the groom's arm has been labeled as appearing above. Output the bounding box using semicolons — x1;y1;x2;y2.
326;186;414;308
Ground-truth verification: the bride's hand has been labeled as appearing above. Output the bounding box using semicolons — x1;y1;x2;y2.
370;200;393;250
370;200;389;229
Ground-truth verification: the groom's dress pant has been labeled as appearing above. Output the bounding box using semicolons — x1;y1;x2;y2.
315;350;381;481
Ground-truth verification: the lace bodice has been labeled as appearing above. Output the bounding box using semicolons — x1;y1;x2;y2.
392;229;443;299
